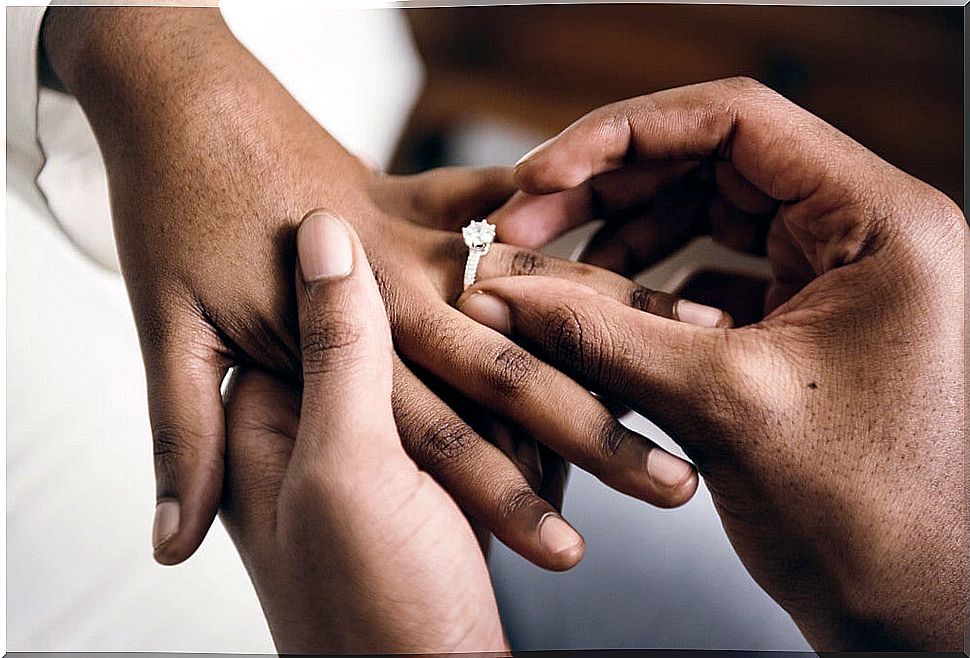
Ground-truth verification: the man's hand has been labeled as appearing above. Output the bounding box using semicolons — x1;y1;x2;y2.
221;212;506;655
42;7;722;570
461;78;966;650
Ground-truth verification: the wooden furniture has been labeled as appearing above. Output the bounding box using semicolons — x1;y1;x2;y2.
396;5;963;207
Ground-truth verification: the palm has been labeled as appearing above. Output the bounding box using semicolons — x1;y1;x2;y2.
221;368;504;654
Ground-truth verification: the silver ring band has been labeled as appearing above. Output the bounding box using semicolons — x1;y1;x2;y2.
462;219;496;290
464;250;483;290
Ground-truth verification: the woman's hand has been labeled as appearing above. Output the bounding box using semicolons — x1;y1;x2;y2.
462;78;966;651
221;212;506;655
43;6;723;570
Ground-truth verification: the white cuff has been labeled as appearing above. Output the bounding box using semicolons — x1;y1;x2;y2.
5;5;53;220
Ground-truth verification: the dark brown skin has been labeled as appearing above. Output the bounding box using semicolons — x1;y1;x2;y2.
41;7;719;571
464;78;967;651
221;214;507;654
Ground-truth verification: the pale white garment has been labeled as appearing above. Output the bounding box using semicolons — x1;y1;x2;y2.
6;4;422;651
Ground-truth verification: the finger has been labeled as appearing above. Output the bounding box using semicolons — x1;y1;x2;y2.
475;241;732;329
294;210;397;460
490;161;694;250
438;376;542;492
221;368;297;544
537;443;568;513
396;303;699;508
413;357;545;492
714;161;776;216
468;409;544;493
392;358;585;571
708;196;771;255
373;166;516;231
513;76;861;209
458;275;724;457
143;331;228;566
579;169;711;275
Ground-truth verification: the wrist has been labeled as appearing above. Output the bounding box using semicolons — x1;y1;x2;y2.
42;7;294;164
42;6;373;218
42;6;227;105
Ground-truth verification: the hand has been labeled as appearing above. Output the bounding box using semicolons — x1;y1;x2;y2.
460;78;966;650
42;7;722;569
220;212;506;654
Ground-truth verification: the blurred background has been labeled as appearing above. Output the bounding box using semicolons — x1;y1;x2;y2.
395;4;963;209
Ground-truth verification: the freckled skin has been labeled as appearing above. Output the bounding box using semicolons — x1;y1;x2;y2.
478;78;966;651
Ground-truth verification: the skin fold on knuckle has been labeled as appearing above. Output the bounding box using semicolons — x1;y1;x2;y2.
629;286;676;320
484;345;541;402
537;301;622;393
151;422;223;497
152;423;195;461
497;483;545;524
299;314;363;378
508;249;546;277
596;419;632;462
394;396;478;471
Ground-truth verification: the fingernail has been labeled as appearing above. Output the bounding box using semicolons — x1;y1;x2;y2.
152;500;180;550
514;137;554;168
539;513;583;558
297;212;354;281
460;292;511;334
676;299;730;328
646;449;694;489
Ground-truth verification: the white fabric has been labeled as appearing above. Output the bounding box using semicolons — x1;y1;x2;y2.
6;6;50;221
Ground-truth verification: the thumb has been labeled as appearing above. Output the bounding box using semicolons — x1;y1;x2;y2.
293;211;397;461
145;345;227;566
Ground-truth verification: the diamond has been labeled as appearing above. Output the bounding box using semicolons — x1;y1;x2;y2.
462;219;496;252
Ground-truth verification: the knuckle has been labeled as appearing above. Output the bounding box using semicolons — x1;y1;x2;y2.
300;315;363;377
421;311;464;356
704;330;795;422
499;484;541;522
414;416;478;470
151;421;222;493
152;424;193;461
509;249;546;277
596;419;631;462
629;286;676;318
720;75;767;94
485;346;541;401
543;303;614;383
544;304;586;370
628;286;656;313
542;302;629;396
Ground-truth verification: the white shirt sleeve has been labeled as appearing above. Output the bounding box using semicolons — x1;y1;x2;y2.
5;5;53;222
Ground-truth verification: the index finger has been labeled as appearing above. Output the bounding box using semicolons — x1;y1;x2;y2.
513;77;866;205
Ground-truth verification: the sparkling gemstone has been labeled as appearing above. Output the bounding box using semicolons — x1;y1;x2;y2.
462;219;496;251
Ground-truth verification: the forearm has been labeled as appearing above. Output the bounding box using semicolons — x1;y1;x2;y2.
41;6;368;201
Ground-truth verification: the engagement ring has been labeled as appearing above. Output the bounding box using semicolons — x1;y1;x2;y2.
462;219;496;290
